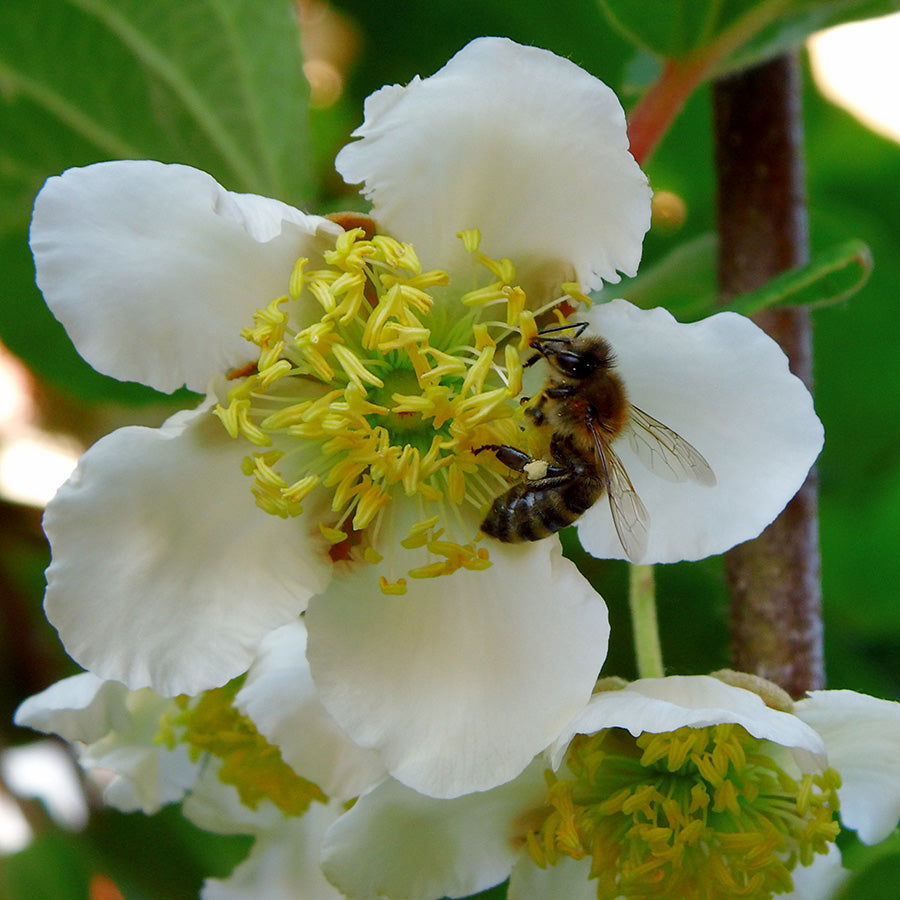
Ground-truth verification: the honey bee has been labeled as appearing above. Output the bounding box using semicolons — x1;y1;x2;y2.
477;322;716;561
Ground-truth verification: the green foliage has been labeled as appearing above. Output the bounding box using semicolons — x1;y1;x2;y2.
0;0;314;402
836;830;900;899
596;0;900;70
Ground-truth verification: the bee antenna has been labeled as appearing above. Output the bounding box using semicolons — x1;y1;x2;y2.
535;321;589;340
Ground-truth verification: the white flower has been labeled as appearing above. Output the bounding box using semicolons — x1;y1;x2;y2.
14;642;373;900
28;36;819;799
14;672;200;814
321;676;900;900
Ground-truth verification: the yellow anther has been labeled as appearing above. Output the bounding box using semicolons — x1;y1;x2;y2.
562;281;592;309
364;548;383;564
460;345;495;397
282;475;319;505
405;270;450;290
318;523;347;544
307;277;337;314
376;324;431;351
472;323;495;351
446;464;467;504
505;344;524;396
506;285;526;325
257;358;293;388
457;228;481;253
352;483;389;530
289;257;308;300
372;235;421;272
331;343;384;390
379;576;408;595
460;283;510;307
518;311;539;349
419;347;468;382
407;560;453;579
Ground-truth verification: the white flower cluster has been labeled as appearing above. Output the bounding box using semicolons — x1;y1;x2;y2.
17;36;898;900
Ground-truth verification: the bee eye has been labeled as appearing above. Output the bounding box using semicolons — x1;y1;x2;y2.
553;350;597;378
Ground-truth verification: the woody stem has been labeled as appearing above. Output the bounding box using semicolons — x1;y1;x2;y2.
713;52;824;697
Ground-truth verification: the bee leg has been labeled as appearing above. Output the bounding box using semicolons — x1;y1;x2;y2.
474;444;534;473
544;385;576;399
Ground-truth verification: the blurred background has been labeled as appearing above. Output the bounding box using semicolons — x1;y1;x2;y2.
1;1;899;896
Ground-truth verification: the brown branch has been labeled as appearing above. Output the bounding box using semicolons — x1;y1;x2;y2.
712;53;824;697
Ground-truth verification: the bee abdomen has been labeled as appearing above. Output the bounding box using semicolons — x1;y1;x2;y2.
480;476;604;543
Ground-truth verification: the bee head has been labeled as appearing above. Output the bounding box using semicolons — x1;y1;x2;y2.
533;334;614;380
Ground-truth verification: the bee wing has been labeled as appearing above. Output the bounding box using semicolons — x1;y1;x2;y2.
624;405;717;487
587;420;650;563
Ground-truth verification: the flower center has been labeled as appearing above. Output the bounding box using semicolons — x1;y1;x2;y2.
525;724;841;899
162;681;325;816
214;224;565;593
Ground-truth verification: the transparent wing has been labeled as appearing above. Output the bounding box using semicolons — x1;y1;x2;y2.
624;405;717;486
587;420;649;563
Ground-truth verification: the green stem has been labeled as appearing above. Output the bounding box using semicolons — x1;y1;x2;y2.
629;564;664;679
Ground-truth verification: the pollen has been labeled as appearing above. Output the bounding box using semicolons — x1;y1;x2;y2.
525;723;841;899
165;680;326;817
213;226;586;585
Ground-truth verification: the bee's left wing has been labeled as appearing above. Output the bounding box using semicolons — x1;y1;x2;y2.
587;419;650;563
624;406;717;486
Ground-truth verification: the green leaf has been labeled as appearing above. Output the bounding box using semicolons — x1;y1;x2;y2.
593;232;718;319
0;0;314;401
596;0;900;70
2;831;92;900
724;0;900;74
723;239;873;315
0;0;314;236
835;832;900;900
600;235;871;322
596;0;760;57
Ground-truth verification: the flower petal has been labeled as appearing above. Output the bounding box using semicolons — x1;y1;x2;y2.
508;855;596;900
795;690;900;844
236;622;387;800
30;160;341;393
201;801;345;900
43;400;331;697
786;844;849;899
549;676;827;771
15;674;199;814
306;538;608;798
322;763;547;900
335;37;650;295
573;300;824;563
14;672;126;743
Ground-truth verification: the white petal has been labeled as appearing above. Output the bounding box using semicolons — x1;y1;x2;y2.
306;538;608;798
14;673;126;743
549;676;826;771
43;400;331;696
335;37;650;294
795;690;900;845
508;854;596;900
322;762;547;900
236;622;387;800
201;802;345;900
183;763;285;837
15;674;199;814
84;738;198;815
787;844;849;899
30;161;341;393
573;300;824;563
